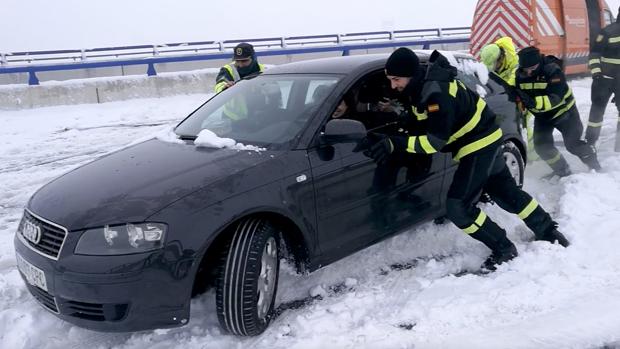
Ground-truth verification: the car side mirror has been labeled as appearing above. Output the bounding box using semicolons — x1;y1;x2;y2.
320;119;367;144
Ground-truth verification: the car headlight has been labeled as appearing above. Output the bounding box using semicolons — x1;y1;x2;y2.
75;223;166;255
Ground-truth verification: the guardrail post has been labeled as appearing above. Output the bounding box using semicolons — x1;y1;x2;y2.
218;41;225;52
281;37;287;48
1;53;6;66
389;31;394;41
28;71;40;85
153;45;160;56
147;63;157;76
81;49;87;62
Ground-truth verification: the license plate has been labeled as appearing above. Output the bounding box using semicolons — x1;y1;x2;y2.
16;253;48;292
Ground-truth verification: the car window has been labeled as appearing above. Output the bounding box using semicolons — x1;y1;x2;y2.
175;74;342;146
305;80;339;105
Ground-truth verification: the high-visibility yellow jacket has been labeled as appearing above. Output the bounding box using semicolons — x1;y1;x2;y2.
493;37;518;86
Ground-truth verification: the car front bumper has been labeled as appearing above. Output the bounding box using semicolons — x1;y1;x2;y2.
14;234;196;332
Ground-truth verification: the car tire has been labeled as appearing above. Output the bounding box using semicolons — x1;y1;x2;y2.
502;140;525;187
216;218;280;336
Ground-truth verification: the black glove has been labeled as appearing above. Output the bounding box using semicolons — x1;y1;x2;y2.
360;132;408;165
516;90;536;109
593;72;604;80
504;85;519;103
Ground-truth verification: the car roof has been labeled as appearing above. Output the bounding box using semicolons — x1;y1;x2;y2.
262;50;473;75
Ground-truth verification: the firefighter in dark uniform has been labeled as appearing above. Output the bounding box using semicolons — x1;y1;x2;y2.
587;7;620;151
363;48;569;270
214;42;265;93
516;46;601;176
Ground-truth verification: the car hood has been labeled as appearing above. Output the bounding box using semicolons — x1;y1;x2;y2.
28;139;281;231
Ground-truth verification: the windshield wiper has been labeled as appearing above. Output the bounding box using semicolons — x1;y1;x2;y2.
178;134;197;141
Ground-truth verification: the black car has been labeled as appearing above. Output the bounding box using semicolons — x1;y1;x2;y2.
14;51;526;336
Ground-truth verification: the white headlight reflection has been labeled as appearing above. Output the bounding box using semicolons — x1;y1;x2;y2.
104;225;119;246
75;222;167;255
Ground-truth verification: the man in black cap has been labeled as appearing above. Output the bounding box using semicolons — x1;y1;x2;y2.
362;47;569;271
587;6;620;151
516;46;601;176
214;42;264;93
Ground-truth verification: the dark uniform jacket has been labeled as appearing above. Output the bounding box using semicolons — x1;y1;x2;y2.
400;51;502;160
589;19;620;77
515;56;575;121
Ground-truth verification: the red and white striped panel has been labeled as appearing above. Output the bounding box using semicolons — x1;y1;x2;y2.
535;0;565;36
471;0;533;58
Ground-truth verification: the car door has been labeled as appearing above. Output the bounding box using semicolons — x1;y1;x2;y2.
307;78;448;261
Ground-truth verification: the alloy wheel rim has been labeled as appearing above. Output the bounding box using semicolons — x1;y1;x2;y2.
256;237;277;320
504;152;521;184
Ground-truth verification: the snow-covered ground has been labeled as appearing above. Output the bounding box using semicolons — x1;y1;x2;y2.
2;78;620;349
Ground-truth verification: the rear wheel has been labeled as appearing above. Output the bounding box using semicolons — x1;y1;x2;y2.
216;218;280;336
502;140;525;187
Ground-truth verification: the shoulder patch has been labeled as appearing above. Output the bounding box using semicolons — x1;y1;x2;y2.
550;77;561;83
596;34;604;42
428;104;440;112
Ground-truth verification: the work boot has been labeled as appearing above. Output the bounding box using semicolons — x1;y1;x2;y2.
482;243;518;271
536;228;570;247
470;219;519;271
552;166;572;178
580;146;602;172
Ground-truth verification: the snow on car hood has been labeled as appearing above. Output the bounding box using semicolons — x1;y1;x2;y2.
27;138;278;231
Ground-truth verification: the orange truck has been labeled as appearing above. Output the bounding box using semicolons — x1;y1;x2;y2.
470;0;615;74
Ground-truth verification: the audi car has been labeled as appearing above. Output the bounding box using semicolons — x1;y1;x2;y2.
14;51;526;336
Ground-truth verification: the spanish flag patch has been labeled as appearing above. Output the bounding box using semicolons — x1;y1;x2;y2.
428;104;440;112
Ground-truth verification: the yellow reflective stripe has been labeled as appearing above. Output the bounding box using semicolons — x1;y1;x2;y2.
601;57;620;64
518;199;539;220
463;211;487;234
519;82;546;90
591;68;602;74
609;37;620;43
588;121;603;127
413;107;428;120
419;135;437;153
545;151;562;165
535;96;551;110
551;99;576;119
454;128;503;160
448;98;486;144
407;136;417;153
258;63;265;72
224;64;240;81
589;58;601;65
214;81;228;93
449;80;458;97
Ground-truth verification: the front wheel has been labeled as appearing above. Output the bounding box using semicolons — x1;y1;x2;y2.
502;140;525;187
216;218;280;336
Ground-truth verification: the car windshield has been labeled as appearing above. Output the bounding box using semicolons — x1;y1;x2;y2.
175;74;342;146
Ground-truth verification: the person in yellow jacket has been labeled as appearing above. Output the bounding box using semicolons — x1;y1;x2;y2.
480;37;537;160
214;43;265;93
214;43;265;121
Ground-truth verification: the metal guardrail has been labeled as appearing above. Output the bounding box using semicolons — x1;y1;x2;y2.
0;27;470;85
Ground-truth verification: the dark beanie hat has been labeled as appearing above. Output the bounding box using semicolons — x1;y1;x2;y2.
386;47;420;77
518;46;541;68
